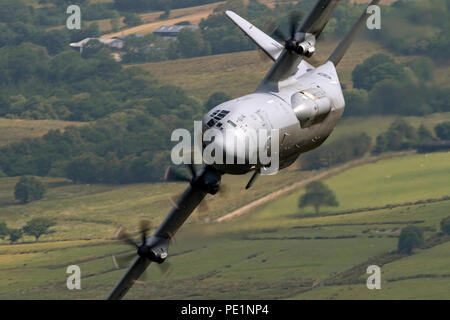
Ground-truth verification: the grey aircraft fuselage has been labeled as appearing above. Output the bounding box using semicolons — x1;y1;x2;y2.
202;60;345;175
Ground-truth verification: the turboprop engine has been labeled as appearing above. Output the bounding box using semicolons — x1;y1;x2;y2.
291;87;331;128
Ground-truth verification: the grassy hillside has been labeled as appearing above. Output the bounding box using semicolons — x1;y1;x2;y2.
0;150;448;299
0;118;85;147
135;38;429;100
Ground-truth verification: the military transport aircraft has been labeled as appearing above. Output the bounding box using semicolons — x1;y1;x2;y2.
107;0;380;299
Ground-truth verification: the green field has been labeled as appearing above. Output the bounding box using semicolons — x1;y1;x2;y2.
0;150;448;299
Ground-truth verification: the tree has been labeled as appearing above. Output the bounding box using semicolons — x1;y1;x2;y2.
368;79;430;116
123;12;142;27
40;29;70;55
300;133;371;170
372;119;419;154
0;222;9;240
342;89;369;116
403;57;434;82
397;226;424;254
441;216;450;235
176;29;211;58
434;122;450;140
8;229;22;243
14;176;46;204
298;181;339;214
417;124;433;142
23;217;56;242
352;54;409;91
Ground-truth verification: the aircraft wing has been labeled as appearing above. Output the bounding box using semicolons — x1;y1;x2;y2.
107;165;221;300
107;256;150;300
299;0;340;37
225;10;284;61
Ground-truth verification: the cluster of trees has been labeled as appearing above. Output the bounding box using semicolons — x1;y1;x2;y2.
372;119;445;154
397;217;450;255
299;118;448;172
0;218;55;243
0;41;209;122
0;0;100;55
5;0;448;65
299;133;371;170
14;176;46;204
434;122;450;140
120;0;311;63
441;217;450;235
120;0;450;64
344;54;449;117
0;91;205;183
371;0;450;60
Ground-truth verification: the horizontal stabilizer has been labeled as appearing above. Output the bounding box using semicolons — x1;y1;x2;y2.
299;0;340;37
328;0;380;66
225;10;284;61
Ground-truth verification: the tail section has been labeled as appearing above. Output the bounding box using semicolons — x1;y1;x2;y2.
328;0;380;66
225;0;375;91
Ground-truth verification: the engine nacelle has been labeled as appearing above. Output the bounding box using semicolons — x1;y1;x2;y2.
294;33;316;57
291;88;331;128
297;40;315;57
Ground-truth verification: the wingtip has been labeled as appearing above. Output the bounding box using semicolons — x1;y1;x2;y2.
225;10;235;17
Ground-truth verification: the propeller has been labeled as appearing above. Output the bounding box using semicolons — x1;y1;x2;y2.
166;165;228;222
269;10;315;57
112;221;172;277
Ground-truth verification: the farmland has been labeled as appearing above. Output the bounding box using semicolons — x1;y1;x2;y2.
0;150;448;299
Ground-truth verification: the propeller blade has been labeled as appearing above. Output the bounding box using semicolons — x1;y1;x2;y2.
115;227;138;249
245;171;259;190
135;261;172;284
156;261;172;275
165;167;191;183
168;191;183;209
167;231;177;246
197;198;210;214
272;27;288;42
289;10;302;39
112;252;137;269
218;184;229;197
187;164;197;178
139;220;152;243
107;256;151;300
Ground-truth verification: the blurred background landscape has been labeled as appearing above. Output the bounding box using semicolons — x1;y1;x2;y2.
0;0;449;299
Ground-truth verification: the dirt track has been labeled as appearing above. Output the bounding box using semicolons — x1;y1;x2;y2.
102;2;222;38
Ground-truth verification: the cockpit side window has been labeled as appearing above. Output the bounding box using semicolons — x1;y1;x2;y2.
207;110;230;127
